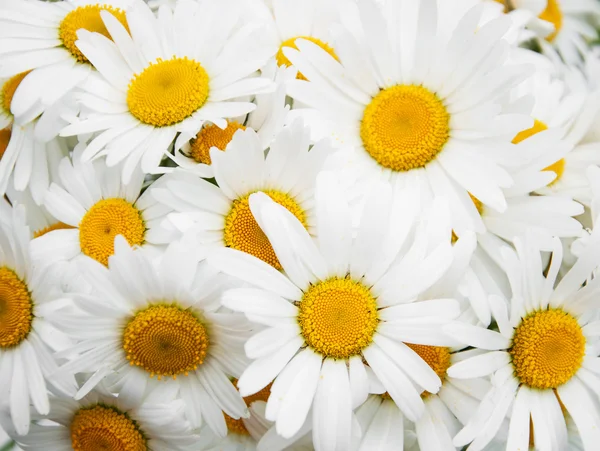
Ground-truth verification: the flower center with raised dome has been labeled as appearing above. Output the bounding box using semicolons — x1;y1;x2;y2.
510;308;585;389
276;36;339;81
127;57;210;127
123;304;209;379
0;267;33;349
34;221;75;239
539;0;563;42
224;190;307;270
188;121;246;164
405;344;451;398
1;71;31;116
512;119;565;184
0;129;10;160
79;198;145;266
59;5;129;64
224;379;272;436
70;404;146;451
361;85;450;172
298;277;379;359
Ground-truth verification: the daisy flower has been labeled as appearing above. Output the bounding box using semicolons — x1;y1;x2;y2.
354;347;491;451
0;388;200;450
0;69;73;204
445;233;600;450
173;63;295;179
59;0;274;181
208;171;473;448
50;236;252;437
152;120;334;269
31;146;173;266
0;205;76;436
0;0;133;133
283;0;534;218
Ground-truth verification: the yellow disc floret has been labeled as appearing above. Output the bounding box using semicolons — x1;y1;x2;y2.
0;128;10;160
70;404;146;451
189;121;246;164
510;308;585;389
276;36;339;81
298;277;379;359
405;344;451;398
34;221;75;239
122;304;209;379
1;71;31;116
539;0;563;42
59;5;129;64
361;85;450;172
127;57;210;127
0;267;33;349
224;379;272;436
79;198;145;266
224;190;307;270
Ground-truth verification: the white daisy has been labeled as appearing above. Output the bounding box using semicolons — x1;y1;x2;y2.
0;388;200;450
0;0;134;133
173;63;295;179
208;170;473;448
59;0;274;181
50;236;252;437
445;233;600;450
31;145;173;267
283;0;534;218
0;205;76;436
152;120;334;269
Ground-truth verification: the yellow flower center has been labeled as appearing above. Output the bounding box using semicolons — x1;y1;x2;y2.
512;119;565;184
188;121;246;164
0;267;33;349
510;308;585;390
223;190;306;270
59;5;129;64
276;36;338;81
79;198;145;266
0;128;10;160
127;57;210;127
361;85;450;172
70;404;146;451
122;304;209;379
298;277;379;359
405;344;451;398
33;221;75;239
539;0;563;42
1;71;31;116
224;380;272;436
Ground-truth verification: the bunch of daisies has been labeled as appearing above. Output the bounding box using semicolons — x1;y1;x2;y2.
1;0;600;450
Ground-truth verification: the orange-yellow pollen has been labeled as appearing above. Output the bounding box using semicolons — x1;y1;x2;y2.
78;198;145;266
189;121;246;164
405;344;451;398
224;380;272;436
34;222;75;238
2;71;31;116
510;308;585;389
127;57;209;127
224;190;306;269
59;5;129;64
361;85;450;172
0;128;10;159
70;404;146;451
122;304;209;379
276;36;339;81
0;267;33;349
298;277;379;359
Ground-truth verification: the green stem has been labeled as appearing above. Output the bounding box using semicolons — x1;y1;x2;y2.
0;440;14;451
